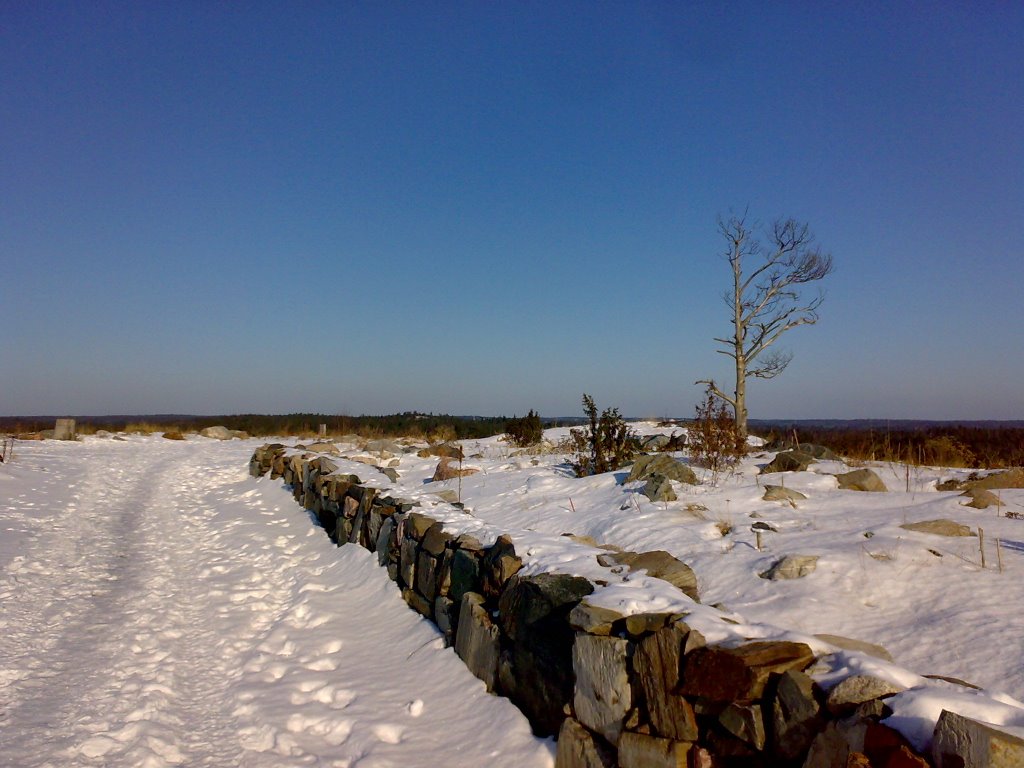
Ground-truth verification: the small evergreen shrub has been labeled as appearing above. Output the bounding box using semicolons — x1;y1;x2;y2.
568;394;639;477
506;410;543;447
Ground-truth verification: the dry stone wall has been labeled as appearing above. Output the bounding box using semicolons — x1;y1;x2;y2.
249;444;1022;768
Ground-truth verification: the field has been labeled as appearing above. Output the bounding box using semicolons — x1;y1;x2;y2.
2;426;1024;764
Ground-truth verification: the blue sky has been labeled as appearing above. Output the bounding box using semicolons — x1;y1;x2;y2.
3;2;1022;419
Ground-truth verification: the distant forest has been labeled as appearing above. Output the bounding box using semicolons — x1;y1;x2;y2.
3;414;1023;468
0;412;585;441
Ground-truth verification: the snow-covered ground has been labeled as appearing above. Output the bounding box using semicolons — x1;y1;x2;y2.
3;426;1024;763
0;436;551;767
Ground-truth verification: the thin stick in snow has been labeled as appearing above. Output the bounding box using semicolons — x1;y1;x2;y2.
996;538;1004;573
979;527;986;569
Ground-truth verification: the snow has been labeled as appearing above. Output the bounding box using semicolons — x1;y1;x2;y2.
3;425;1024;761
0;436;551;767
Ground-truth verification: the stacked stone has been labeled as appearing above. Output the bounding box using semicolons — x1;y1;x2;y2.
248;446;1024;768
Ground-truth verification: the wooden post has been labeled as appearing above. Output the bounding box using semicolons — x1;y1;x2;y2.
979;527;986;569
755;530;763;552
996;538;1004;573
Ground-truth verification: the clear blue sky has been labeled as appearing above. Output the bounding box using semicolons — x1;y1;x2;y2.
3;2;1022;419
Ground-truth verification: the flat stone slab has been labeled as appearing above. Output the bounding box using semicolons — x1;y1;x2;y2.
759;554;819;580
900;519;975;537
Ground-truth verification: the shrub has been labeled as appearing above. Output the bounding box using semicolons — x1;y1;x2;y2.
505;410;543;447
568;394;639;477
688;385;745;479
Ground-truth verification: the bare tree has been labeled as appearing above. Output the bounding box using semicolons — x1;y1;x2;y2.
698;212;833;440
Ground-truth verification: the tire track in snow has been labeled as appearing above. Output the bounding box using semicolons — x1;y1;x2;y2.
0;441;295;767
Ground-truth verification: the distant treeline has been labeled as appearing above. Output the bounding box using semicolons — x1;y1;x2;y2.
0;412;586;441
756;423;1024;468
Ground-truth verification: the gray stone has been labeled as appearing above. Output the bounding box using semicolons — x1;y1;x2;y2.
416;550;439;601
431;489;460;503
760;554;820;580
434;596;456;644
762;450;815;474
836;468;888;492
454;592;500;692
568;601;624;636
932;708;1024;767
814;634;893;662
379;467;400;482
497;572;594;736
900;519;975;537
572;634;631;745
634;623;698;741
642;434;672;451
399;537;417;589
825;675;904;716
302;441;340;455
771;669;824;761
449;548;481;604
965;468;1024;491
402;588;432;618
554;717;616;768
763;485;808;502
623;611;679;637
421;522;452;556
642;473;677;502
405;512;437;540
376;516;395;566
598;550;699;602
627;454;698;485
480;534;523;600
617;732;690;768
365;438;402;457
802;722;854;768
719;703;766;750
200;425;233;440
961;487;1003;509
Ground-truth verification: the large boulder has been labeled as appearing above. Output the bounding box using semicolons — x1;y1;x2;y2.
932;709;1024;767
627;454;698;485
597;550;699;601
431;458;479;482
418;443;464;460
762;450;816;474
765;440;839;460
836;468;888;492
642;474;677;502
200;426;233;440
965;468;1024;491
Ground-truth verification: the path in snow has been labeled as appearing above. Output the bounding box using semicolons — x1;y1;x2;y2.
0;439;550;768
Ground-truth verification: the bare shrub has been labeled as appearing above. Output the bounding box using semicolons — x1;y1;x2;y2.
688;385;746;481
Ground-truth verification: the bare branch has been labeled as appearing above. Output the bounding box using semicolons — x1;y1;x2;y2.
695;379;737;409
748;349;792;379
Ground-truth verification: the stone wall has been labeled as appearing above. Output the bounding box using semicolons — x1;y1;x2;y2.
249;444;1023;768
